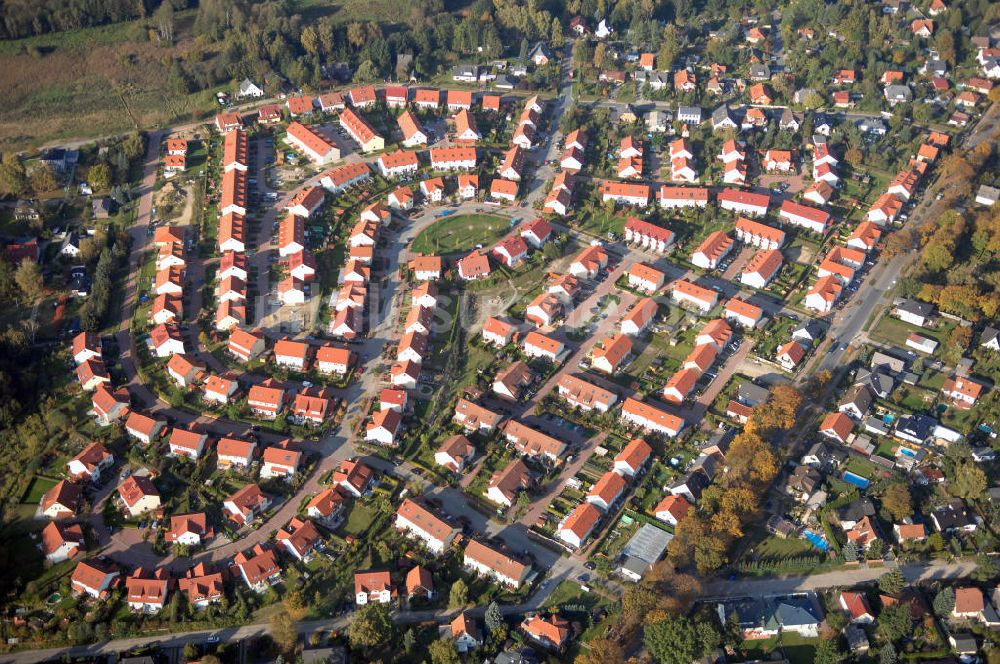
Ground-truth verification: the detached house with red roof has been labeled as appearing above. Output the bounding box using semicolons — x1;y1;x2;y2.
178;563;224;608
620;297;659;336
67;442;114;483
654;495;691;526
260;445;302;479
224;484;270;526
118;475;161;517
333;458;374;497
724;298;764;329
277;517;322;562
805;275;843;313
125;411;165;445
247;379;285;419
168;427;208;459
586;471;627;511
457;251;492;281
41;521;84;563
166;512;213;546
569;244;608;279
217;437;256;469
233;545;281;592
820;411;854;444
942;376;986;409
306;488;346;527
355;570;394;605
71;559;120;599
435;434;476;473
91;385;129;426
670;279;718;312
591;333;633;374
203;373;238;405
840;591;876;624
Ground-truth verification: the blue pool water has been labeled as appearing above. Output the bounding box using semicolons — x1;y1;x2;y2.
803;530;829;551
883;414;896;424
899;447;917;458
842;471;870;489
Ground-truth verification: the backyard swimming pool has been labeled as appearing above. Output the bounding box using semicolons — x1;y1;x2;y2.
803;530;829;551
842;471;870;489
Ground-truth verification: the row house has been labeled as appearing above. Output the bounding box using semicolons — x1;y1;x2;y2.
735;217;785;249
670;279;718;312
600;180;650;207
284;121;339;165
320;162;371;193
718;189;770;217
620;397;685;437
339;107;384;152
778;200;830;234
395;498;460;555
691;230;733;270
378;149;420;178
624;216;675;253
741;249;783;289
430;146;477;171
556;374;618;413
658;186;710;209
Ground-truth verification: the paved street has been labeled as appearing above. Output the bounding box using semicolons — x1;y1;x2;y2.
2;558;979;664
16;35;1000;661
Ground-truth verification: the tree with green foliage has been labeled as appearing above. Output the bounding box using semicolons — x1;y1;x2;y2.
933;587;955;617
880;643;897;664
644;615;719;664
448;579;468;609
14;259;44;305
0;154;27;196
403;628;417;653
951;461;987;501
878;569;906;596
658;25;679;72
355;60;380;82
974;554;998;582
428;638;462;664
183;643;200;660
825;609;847;633
814;638;845;664
67;621;93;645
881;483;913;522
485;601;504;632
842;541;858;562
348;602;394;650
876;604;912;644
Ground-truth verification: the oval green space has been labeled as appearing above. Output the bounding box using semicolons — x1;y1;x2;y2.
410;214;513;255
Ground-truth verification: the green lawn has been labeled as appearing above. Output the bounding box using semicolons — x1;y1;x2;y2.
21;476;59;505
542;580;608;611
409;214;512;255
753;535;815;559
341;501;378;537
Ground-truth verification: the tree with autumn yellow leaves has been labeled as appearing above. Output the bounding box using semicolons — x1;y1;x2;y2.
668;387;801;575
